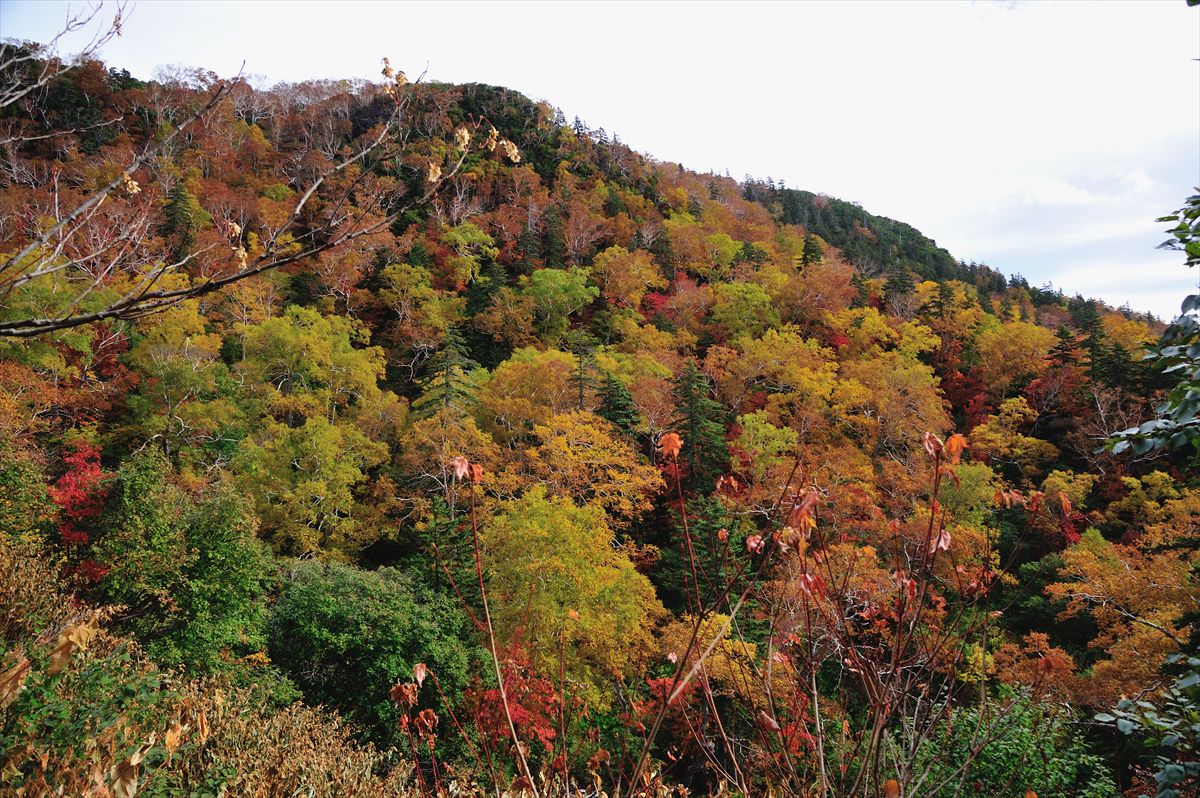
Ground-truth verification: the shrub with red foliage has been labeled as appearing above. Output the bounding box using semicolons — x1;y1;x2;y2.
466;646;561;753
47;441;108;548
628;676;700;743
641;291;671;323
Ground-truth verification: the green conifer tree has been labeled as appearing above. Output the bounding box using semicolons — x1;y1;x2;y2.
883;268;915;305
800;233;825;266
671;361;728;494
1052;325;1079;367
566;330;599;411
977;290;994;316
541;207;567;268
597;372;642;438
410;326;478;419
161;179;211;262
516;220;542;274
1074;305;1109;382
850;272;868;309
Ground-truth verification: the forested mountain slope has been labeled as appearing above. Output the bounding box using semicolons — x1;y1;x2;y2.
0;49;1195;798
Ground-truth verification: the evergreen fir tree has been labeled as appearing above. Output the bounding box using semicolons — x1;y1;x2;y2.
1052;325;1079;367
566;330;599;411
410;326;478;419
516;219;542;274
463;261;508;368
1093;341;1136;388
883;268;915;305
161;179;211;262
1074;303;1109;382
1087;338;1108;383
936;282;954;319
542;206;567;267
1069;297;1104;337
603;190;626;217
671;361;729;494
736;242;769;266
649;229;675;279
597;372;642;438
655;494;750;611
407;241;433;269
923;282;953;319
800;233;825;266
977;289;994;316
850;272;868;309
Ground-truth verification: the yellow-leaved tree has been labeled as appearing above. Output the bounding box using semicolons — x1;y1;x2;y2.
482;487;666;706
521;410;664;527
1047;521;1199;705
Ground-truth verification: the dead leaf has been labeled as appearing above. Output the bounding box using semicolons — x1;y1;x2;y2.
0;657;30;710
656;432;683;459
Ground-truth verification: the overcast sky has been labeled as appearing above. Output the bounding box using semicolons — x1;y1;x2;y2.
3;0;1198;319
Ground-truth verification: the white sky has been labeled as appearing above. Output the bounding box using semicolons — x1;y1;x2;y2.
2;0;1198;319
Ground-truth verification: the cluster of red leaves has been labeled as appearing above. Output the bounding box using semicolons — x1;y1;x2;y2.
47;441;108;548
641;292;671;322
88;324;130;381
940;370;991;429
465;648;560;752
628;676;698;737
1057;512;1084;546
769;690;816;760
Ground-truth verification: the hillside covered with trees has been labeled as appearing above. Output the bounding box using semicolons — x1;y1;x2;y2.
1;36;1198;798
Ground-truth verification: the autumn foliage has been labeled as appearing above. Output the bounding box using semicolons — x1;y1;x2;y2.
1;34;1194;798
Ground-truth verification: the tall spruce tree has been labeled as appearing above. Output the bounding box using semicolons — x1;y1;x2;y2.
516;219;542;274
1074;303;1109;382
800;233;824;266
850;272;868;308
977;288;995;316
598;372;642;438
936;282;954;319
161;179;211;262
566;330;599;411
1052;325;1079;367
671;361;728;494
410;326;478;419
922;282;952;320
883;268;915;305
541;206;567;268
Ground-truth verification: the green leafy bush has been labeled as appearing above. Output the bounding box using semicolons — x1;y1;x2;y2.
94;449;273;671
897;693;1116;797
267;560;480;744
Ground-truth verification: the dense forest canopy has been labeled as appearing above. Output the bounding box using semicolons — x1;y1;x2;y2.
1;30;1198;798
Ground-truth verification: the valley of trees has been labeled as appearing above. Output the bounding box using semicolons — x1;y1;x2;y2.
1;25;1198;798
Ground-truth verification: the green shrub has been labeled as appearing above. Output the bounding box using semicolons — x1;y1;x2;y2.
94;449;273;671
895;693;1116;797
267;560;481;744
